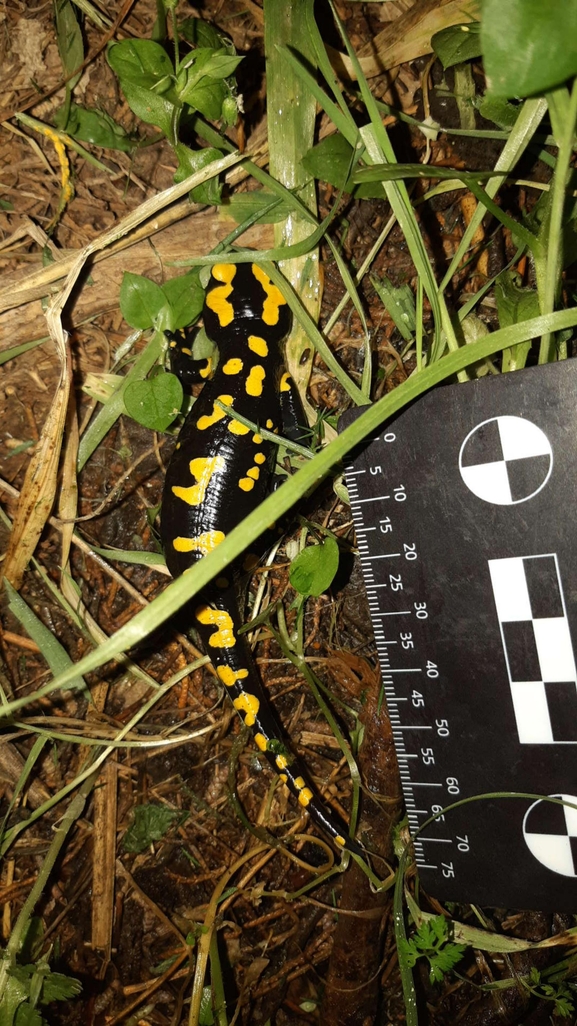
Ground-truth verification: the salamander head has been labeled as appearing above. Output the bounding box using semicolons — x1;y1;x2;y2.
203;262;292;345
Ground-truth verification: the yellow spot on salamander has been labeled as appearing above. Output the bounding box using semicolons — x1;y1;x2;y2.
223;357;243;375
200;358;212;379
171;455;224;507
265;419;274;429
238;477;255;492
335;835;346;847
206;263;236;326
276;754;288;771
228;418;250;436
247;467;260;481
173;530;225;556
248;334;268;357
280;372;292;392
279;773;288;783
196;606;236;648
196;394;233;431
294;776;313;807
254;732;268;752
233;692;260;726
252;263;287;326
254;452;266;465
181;346;192;357
217;665;249;687
245;365;265;397
253;433;263;444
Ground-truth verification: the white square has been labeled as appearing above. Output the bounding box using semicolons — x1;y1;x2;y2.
461;462;512;504
534;618;577;681
489;557;532;622
498;416;552;460
510;681;553;743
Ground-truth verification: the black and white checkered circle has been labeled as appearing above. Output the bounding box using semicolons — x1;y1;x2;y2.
523;795;577;877
459;416;552;505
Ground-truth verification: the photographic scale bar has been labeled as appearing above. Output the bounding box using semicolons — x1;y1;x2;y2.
348;490;455;870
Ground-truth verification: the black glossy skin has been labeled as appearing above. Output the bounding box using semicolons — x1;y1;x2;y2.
161;262;359;855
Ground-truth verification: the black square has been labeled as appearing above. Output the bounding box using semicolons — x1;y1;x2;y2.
545;682;577;742
526;799;567;835
460;418;503;466
524;555;563;619
502;621;541;682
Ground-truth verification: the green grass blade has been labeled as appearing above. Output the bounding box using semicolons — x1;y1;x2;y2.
440;96;548;291
538;81;577;362
4;580;87;694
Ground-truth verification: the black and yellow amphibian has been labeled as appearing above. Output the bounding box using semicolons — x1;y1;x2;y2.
161;262;359;856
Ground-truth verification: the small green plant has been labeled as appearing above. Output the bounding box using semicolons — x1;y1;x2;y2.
117;268;205;431
123;804;189;854
524;967;576;1019
289;534;340;599
0;945;81;1026
107;15;242;201
398;915;467;984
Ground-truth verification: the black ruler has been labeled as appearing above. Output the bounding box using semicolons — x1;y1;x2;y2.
341;359;577;910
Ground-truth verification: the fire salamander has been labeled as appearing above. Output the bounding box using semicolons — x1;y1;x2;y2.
160;261;360;856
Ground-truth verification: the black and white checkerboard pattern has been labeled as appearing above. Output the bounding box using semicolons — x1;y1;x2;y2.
488;554;577;744
459;416;552;505
523;795;577;877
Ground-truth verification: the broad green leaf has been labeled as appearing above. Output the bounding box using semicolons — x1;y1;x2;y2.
179;17;231;51
54;0;83;89
432;23;481;69
481;0;577;97
289;537;339;597
177;49;241;113
371;275;415;342
117;79;177;138
205;54;242;79
55;102;133;151
161;271;204;329
184;78;227;121
495;271;541;329
123;804;189;853
301;134;381;197
223;191;290;224
475;93;520;129
119;272;165;329
108;39;177;138
496;270;540;371
185;50;242;82
107;39;175;90
173;143;222;204
124;373;183;431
